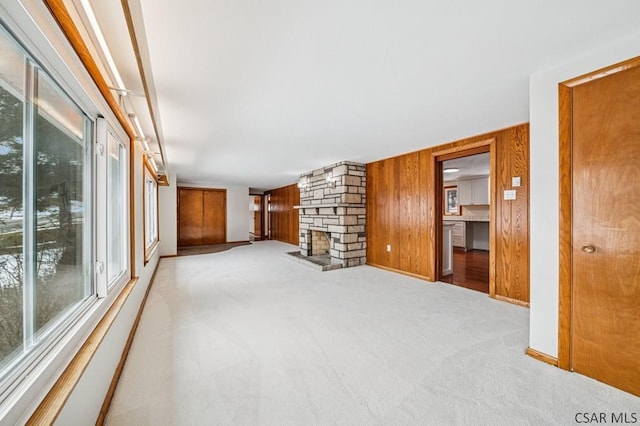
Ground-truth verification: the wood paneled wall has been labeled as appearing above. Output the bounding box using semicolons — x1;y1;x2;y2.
268;183;300;246
366;123;530;303
494;125;530;302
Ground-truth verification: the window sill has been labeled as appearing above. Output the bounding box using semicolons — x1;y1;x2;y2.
144;239;159;265
25;276;141;424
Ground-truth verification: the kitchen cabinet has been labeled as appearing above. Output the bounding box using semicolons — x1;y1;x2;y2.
450;221;463;247
457;176;489;205
450;221;471;249
442;224;454;275
448;220;489;250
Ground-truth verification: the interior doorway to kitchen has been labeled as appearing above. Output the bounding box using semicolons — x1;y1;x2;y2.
438;150;491;293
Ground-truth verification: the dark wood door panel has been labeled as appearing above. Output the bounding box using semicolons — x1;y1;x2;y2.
178;189;203;246
203;189;226;244
178;188;227;247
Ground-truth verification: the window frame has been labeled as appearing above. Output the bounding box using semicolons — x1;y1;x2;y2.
0;22;97;398
0;3;133;420
95;118;130;297
142;157;159;263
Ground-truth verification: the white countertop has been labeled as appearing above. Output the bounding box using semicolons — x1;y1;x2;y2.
443;217;490;223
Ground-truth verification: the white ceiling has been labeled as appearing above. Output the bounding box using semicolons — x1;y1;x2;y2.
443;153;489;182
129;0;640;189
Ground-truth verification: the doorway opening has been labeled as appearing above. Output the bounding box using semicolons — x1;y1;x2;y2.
436;148;492;294
249;195;263;241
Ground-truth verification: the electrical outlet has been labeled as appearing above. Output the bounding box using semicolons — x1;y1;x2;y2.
504;189;517;200
386;244;391;252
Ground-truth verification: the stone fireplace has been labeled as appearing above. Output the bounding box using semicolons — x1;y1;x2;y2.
287;161;366;270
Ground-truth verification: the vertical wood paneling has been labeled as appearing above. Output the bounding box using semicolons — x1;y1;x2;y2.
512;125;529;302
366;124;530;303
419;150;434;279
494;125;530;303
367;151;433;279
269;183;300;246
495;130;512;298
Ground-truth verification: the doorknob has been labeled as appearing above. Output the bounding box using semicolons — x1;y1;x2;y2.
581;244;596;254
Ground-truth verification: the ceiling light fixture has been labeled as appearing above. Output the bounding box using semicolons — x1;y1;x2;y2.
80;0;127;96
138;138;150;152
443;168;459;174
128;113;145;140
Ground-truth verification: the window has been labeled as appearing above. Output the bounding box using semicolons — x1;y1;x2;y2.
0;3;134;418
0;25;92;381
143;160;158;260
106;129;128;288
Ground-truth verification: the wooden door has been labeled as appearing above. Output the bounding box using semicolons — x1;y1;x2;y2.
570;63;640;396
178;188;203;246
253;196;262;239
178;188;226;246
203;189;226;244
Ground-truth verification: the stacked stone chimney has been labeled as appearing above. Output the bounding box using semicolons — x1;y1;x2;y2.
296;161;366;268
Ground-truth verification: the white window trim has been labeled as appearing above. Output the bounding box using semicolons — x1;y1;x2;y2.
96;118;130;297
143;159;159;262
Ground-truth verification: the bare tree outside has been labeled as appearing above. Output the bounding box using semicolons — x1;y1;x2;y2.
0;84;25;366
1;64;89;372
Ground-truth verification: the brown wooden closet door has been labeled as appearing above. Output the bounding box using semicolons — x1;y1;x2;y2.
203;189;226;244
178;189;203;246
571;64;640;396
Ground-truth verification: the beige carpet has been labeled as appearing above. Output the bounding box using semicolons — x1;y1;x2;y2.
106;240;640;425
177;241;252;257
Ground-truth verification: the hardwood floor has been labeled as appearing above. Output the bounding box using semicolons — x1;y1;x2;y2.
440;248;489;293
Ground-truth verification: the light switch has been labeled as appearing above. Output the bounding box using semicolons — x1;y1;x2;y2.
512;176;521;187
504;190;516;200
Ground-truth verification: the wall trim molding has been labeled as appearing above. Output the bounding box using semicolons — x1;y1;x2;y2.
367;262;431;281
493;294;530;308
525;347;558;367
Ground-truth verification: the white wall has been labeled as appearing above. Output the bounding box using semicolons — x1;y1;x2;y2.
176;182;250;242
159;173;177;256
226;186;251;242
528;32;640;357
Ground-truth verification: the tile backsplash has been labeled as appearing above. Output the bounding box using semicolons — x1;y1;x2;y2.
444;206;489;221
457;205;490;221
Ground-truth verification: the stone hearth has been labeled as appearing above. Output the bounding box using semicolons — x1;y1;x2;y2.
289;161;366;270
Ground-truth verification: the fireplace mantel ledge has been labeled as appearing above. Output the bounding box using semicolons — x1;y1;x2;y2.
293;203;365;209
